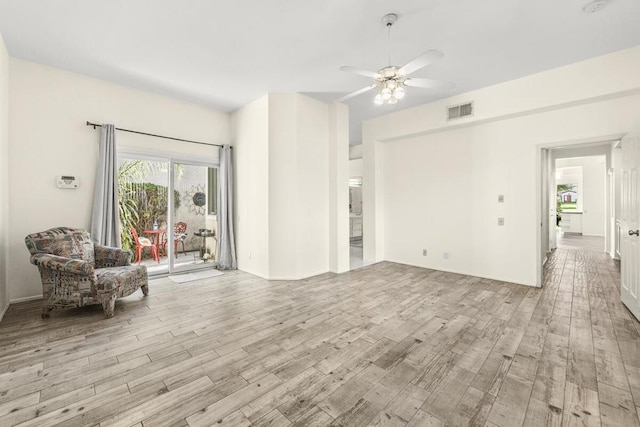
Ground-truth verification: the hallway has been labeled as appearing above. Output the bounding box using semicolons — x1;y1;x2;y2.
537;245;639;425
556;231;606;252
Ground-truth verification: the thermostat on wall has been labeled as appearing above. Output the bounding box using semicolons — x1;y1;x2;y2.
56;175;79;189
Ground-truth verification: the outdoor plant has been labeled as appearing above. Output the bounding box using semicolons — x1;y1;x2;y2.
134;183;180;231
117;160;180;252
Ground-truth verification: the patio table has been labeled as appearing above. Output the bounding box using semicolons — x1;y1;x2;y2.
144;229;167;256
194;230;216;260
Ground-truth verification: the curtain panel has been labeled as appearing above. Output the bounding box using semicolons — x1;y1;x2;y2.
91;124;121;247
216;145;237;269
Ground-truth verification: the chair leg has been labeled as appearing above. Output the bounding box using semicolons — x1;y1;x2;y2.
136;247;142;265
101;294;117;318
41;306;52;319
174;240;178;259
154;246;159;263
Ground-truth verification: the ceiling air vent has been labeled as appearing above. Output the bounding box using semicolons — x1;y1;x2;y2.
447;102;473;121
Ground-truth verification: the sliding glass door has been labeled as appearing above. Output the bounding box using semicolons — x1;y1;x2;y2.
117;155;171;275
169;161;218;273
117;153;218;276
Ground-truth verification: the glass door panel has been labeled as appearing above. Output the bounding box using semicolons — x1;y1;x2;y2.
117;156;170;276
170;161;218;273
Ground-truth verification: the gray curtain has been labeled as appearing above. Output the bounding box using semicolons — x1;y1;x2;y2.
90;124;121;247
216;145;237;269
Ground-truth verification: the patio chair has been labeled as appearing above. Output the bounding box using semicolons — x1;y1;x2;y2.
161;221;188;258
131;227;160;265
173;222;188;258
25;227;148;318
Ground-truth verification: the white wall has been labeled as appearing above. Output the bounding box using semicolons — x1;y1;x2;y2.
364;46;640;286
349;159;363;177
267;93;300;279
582;159;606;236
328;103;350;274
293;94;330;279
9;59;229;301
0;34;9;319
268;93;330;279
232;93;348;280
349;144;363;160
231;95;270;279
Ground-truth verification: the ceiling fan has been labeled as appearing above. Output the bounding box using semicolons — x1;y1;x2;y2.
337;13;454;105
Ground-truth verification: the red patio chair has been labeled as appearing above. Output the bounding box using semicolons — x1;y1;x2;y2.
130;227;159;265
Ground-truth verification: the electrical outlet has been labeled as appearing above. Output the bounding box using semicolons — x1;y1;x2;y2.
498;218;505;226
498;195;504;203
423;249;427;256
443;252;449;259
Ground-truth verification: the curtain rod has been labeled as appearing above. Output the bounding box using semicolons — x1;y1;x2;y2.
86;121;227;148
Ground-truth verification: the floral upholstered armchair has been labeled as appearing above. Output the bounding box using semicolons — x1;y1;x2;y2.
25;227;148;318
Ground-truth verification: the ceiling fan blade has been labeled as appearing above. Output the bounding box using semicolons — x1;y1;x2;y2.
335;84;377;103
340;66;381;79
398;50;444;76
404;78;455;90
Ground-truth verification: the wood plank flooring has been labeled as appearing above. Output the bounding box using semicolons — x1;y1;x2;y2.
556;232;606;252
0;248;639;426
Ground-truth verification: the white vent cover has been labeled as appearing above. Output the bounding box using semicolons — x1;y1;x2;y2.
447;102;473;121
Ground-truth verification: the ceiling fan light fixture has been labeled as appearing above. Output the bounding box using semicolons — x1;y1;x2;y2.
338;12;452;106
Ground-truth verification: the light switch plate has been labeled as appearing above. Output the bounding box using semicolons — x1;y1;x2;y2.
498;218;505;226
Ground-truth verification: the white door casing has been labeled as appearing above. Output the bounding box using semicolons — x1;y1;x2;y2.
541;148;550;269
549;152;557;251
621;135;640;321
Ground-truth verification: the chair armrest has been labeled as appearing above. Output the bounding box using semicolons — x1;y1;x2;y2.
31;254;95;276
94;245;132;268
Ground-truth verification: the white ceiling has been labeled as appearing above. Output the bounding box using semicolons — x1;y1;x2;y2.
0;0;639;145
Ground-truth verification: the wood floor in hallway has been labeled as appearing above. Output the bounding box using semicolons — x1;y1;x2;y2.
0;248;639;426
556;232;606;252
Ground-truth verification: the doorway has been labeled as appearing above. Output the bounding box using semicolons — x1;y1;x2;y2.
539;141;619;285
170;161;219;274
349;177;364;269
117;153;218;276
555;155;607;252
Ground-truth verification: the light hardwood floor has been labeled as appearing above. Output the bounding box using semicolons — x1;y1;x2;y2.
556;232;606;252
1;248;639;426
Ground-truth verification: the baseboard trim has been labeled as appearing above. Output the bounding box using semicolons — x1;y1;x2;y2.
236;268;331;282
10;294;43;303
267;270;329;281
0;302;9;323
384;258;536;288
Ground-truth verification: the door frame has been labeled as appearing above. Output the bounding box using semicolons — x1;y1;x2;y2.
116;151;171;275
117;149;219;275
536;134;624;286
168;158;220;274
